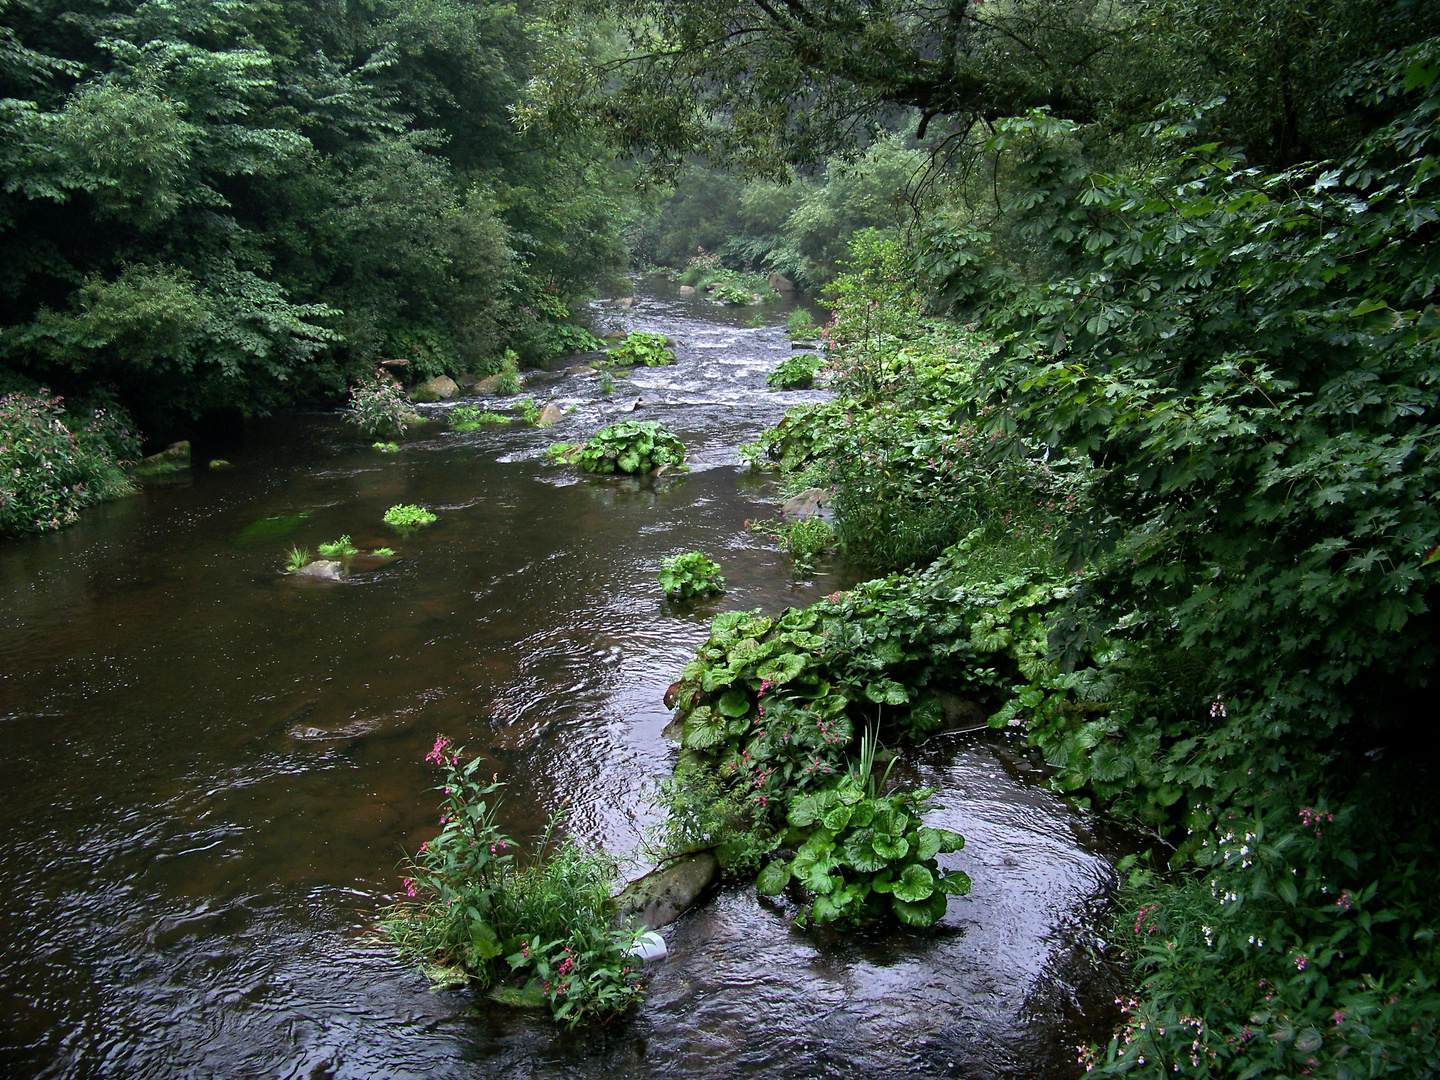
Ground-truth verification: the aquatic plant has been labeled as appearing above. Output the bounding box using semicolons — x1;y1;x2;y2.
384;738;647;1025
384;504;437;530
766;354;822;390
372;441;400;453
348;373;411;439
605;331;675;367
598;371;616;394
208;459;231;469
750;516;835;573
371;546;396;556
545;442;583;464
786;309;818;338
658;551;726;600
517;398;542;425
494;352;522;397
317;535;359;558
575;421;685;475
285;545;312;572
449;405;485;432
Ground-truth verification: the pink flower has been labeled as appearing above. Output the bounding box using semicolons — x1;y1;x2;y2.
425;735;454;766
1294;955;1308;971
403;878;417;898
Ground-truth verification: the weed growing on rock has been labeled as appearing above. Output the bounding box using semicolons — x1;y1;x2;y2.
658;551;726;600
384;504;437;530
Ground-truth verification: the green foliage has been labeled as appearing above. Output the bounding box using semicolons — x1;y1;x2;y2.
285;545;312;572
373;441;400;453
545;441;582;464
493;354;522;397
449;405;486;432
750;516;836;574
349;375;411;440
786;310;818;339
605;331;675;367
575;421;686;475
384;738;646;1025
317;536;359;558
371;546;396;557
766;354;822;390
0;389;138;534
384;504;437;530
658;551;726;600
517;398;542;425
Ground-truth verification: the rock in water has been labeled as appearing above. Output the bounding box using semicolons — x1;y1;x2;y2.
292;559;343;581
536;402;564;426
768;271;797;294
411;375;458;402
678;285;696;295
782;487;833;520
614;852;719;931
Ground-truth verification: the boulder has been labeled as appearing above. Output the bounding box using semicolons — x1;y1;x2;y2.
536;402;564;426
292;559;343;581
678;285;696;295
454;372;479;390
602;330;627;342
782;487;833;520
768;272;797;294
411;375;458;402
934;690;988;728
608;296;636;308
615;852;719;931
467;374;504;396
140;440;190;469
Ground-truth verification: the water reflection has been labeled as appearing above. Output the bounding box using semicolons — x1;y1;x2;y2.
0;278;1119;1079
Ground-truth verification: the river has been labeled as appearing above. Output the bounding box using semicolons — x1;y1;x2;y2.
0;278;1122;1079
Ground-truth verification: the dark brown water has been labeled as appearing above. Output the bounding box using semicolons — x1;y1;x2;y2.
0;279;1120;1079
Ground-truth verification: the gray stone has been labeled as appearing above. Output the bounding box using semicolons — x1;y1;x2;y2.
602;330;627;342
138;440;190;471
293;559;343;581
411;375;458;402
782;487;833;520
536;402;564;426
615;852;719;931
768;271;797;294
467;374;503;396
678;285;696;295
454;372;479;390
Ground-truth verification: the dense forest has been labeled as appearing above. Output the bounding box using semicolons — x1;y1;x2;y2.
5;0;1440;1076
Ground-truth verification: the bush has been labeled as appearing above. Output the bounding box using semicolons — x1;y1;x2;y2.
766;353;822;390
750;516;835;573
348;373;411;439
384;504;437;530
605;331;676;367
575;421;686;475
786;309;818;338
384;738;647;1025
494;352;522;397
658;551;726;599
0;389;139;535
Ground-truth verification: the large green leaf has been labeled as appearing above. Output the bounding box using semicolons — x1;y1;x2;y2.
757;651;807;684
936;869;971;896
842;828;888;872
756;859;792;896
915;826;965;861
890;863;935;902
871;834;910;861
892;889;948;927
681;706;725;749
717;688;752;717
821;804;853;832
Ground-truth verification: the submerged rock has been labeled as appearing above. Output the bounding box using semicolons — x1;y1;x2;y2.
678;285;696;295
615;852;719;931
135;440;191;476
782;487;833;520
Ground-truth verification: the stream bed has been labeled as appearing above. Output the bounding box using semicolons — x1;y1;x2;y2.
0;278;1122;1079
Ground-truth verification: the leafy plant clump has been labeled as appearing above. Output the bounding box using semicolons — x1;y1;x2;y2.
384;738;648;1026
659;551;726;600
317;535;359;558
285;545;312;572
371;546;396;556
384;504;437;530
766;353;822;390
494;353;522;397
0;390;140;535
373;441;400;453
750;516;835;573
605;331;676;367
786;310;818;339
449;405;486;431
575;421;686;475
545;442;583;464
518;398;542;425
348;373;412;440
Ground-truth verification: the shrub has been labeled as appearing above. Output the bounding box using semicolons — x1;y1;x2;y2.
658;551;726;599
605;331;676;366
494;352;522;396
384;738;647;1026
517;398;542;425
750;516;835;573
384;504;437;530
0;389;139;535
786;309;818;338
766;353;822;390
449;405;485;432
575;421;686;475
348;373;411;439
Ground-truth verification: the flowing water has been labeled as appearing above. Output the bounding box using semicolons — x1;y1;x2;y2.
0;279;1123;1079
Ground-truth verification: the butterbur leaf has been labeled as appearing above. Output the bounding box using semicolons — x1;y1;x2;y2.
890;863;935;902
937;869;971;896
835;776;865;805
756;859;792;896
872;835;910;861
469;918;502;960
682;706;725;749
717;688;752;717
892;889;948;927
848;800;876;828
788;793;824;827
758;651;807;684
870;868;895;894
842;828;888;872
916;827;964;861
822;804;852;832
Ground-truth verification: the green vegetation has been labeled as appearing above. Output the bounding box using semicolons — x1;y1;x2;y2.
785;311;818;339
0;390;139;535
449;406;486;432
517;399;542;425
371;547;396;557
494;354;523;397
284;545;312;573
658;552;726;600
604;331;676;367
750;517;836;574
372;442;400;454
545;442;583;464
575;422;685;475
384;504;437;530
765;354;822;391
317;536;359;559
384;738;646;1025
598;371;617;395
